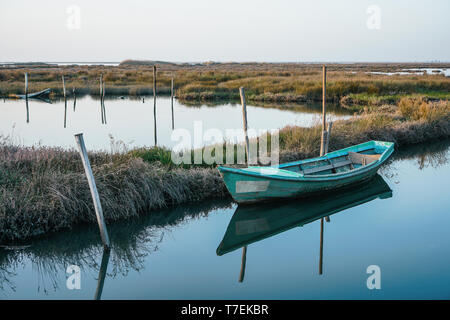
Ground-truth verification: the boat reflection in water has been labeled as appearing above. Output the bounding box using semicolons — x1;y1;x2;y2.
216;174;392;281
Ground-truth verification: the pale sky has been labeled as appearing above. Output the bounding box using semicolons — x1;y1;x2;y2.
0;0;448;62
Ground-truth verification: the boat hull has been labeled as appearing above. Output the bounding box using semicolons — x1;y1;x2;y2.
218;140;394;204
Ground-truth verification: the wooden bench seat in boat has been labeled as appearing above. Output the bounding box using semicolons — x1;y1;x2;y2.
301;152;382;175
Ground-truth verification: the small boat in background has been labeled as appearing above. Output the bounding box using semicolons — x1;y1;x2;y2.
10;88;51;99
218;140;394;204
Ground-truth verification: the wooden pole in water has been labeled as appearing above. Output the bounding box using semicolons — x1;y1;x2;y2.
238;87;250;283
74;133;111;249
99;74;103;101
25;98;29;123
239;246;247;282
62;75;67;128
153;65;157;101
153;65;157;146
24;72;28;99
319;217;324;275
99;75;104;124
171;77;174;130
102;81;107;124
24;72;29;123
323;121;333;156
239;87;250;165
62;75;67;100
320;65;327;157
73;87;76;111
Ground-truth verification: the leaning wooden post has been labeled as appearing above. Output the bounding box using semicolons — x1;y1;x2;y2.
239;246;247;283
320;65;327;157
239;87;250;165
74;133;111;249
171;77;174;130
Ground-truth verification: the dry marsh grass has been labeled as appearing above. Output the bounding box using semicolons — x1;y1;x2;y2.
1;63;449;104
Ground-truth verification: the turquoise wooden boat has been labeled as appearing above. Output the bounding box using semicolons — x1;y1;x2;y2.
217;174;392;255
218;140;394;204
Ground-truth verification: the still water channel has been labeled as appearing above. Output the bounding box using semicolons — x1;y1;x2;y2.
0;96;351;151
0;140;449;299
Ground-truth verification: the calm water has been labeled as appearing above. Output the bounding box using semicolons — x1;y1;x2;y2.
1;140;449;299
0;96;351;151
367;68;450;77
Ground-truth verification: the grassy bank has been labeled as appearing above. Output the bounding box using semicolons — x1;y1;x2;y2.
1;97;449;243
1;62;449;104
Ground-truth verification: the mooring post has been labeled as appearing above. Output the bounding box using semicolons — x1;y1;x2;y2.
239;87;250;165
99;74;103;101
153;65;157;102
24;72;28;100
239;246;247;282
25;98;29;123
24;72;29;123
171;77;174;130
74;133;111;249
62;75;66;100
320;65;327;157
62;75;67;128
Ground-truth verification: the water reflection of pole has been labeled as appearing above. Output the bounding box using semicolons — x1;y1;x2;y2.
64;99;67;128
153;65;157;146
94;248;111;300
73;87;77;111
171;77;174;130
239;246;247;282
25;98;29;123
319;218;324;275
